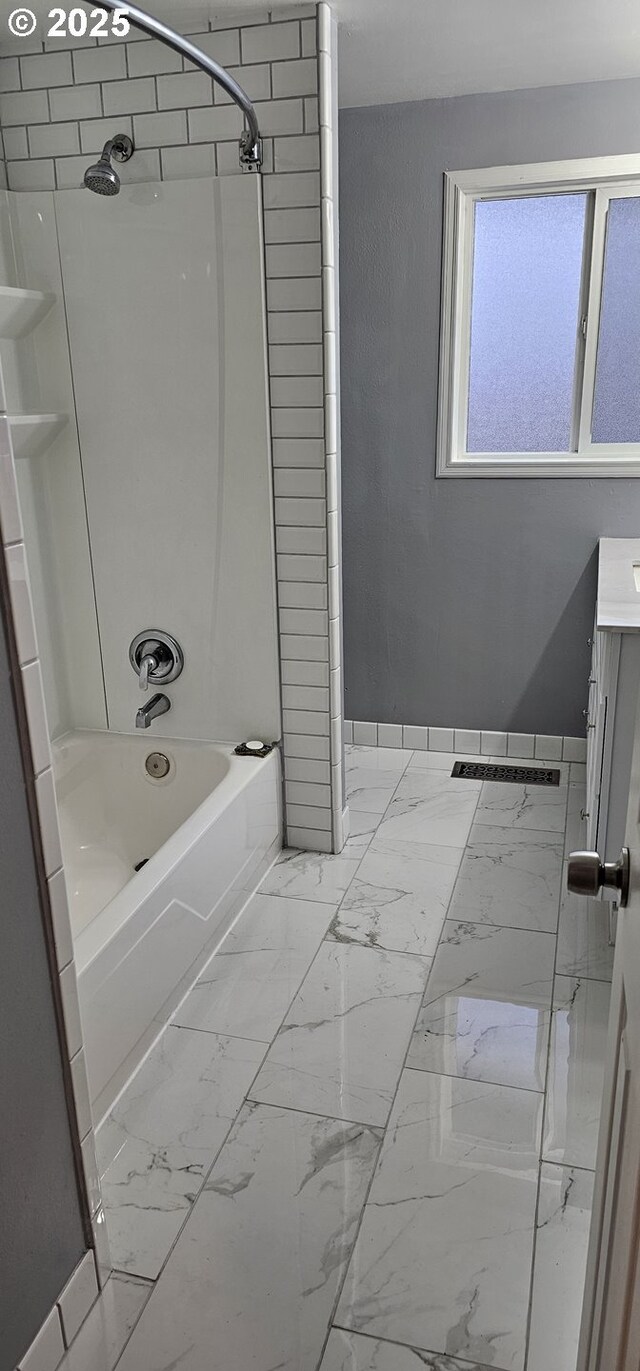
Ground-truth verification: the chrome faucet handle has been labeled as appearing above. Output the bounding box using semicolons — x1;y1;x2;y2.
138;652;158;691
129;631;184;690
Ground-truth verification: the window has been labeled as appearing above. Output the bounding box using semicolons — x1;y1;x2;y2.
437;155;640;476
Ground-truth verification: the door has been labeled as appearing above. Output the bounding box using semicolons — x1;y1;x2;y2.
576;693;640;1370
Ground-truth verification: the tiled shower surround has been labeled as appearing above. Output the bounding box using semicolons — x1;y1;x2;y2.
0;2;345;853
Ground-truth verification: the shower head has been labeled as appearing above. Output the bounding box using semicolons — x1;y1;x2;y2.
84;134;134;196
84;159;119;196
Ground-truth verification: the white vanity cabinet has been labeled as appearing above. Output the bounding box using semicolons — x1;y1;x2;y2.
586;539;640;888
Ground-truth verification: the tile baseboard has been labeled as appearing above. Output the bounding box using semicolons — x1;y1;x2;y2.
17;1251;99;1371
344;720;587;765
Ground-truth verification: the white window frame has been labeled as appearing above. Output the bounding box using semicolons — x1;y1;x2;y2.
437;153;640;478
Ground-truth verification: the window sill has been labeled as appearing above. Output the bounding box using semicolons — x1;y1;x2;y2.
437;453;640;479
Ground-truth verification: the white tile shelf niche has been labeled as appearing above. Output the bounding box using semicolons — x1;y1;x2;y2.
8;412;67;460
0;284;55;338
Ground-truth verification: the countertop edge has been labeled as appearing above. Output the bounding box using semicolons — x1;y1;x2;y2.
597;537;640;634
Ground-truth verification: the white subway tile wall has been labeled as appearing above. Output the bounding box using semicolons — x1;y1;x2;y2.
0;11;320;188
0;3;345;854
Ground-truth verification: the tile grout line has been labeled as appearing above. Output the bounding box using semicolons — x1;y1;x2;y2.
534;1158;597;1177
109;1028;279;1368
108;832;370;1347
322;765;567;1367
341;751;480;948
88;1273;155;1371
193;743;423;1371
325;934;440;962
445;791;565;941
104;895;344;1350
241;749;419;1101
329;1322;514;1371
361;763;594;1371
405;1062;546;1096
163;1021;273;1047
272;745;416;908
106;1094;389;1291
108;817;400;1368
311;761;485;1371
552;966;612;988
375;768;565;1371
522;776;571;1371
240;1094;389;1130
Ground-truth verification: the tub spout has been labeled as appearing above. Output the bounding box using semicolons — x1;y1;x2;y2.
136;693;171;729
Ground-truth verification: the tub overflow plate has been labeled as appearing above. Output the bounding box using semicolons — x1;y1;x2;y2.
146;751;171;779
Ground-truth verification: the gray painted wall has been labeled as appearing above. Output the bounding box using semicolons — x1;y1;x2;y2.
0;601;86;1370
339;77;640;736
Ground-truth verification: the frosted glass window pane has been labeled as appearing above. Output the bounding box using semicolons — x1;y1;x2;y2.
592;197;640;444
467;194;587;453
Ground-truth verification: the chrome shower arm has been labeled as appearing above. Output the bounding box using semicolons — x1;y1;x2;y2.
83;0;262;169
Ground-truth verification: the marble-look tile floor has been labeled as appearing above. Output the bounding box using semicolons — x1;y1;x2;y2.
62;744;613;1371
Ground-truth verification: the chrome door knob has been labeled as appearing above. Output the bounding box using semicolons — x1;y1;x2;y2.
567;848;630;907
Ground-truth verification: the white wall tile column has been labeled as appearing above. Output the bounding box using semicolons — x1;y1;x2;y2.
268;5;344;853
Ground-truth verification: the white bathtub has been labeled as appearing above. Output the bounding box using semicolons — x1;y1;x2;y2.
52;730;281;1119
